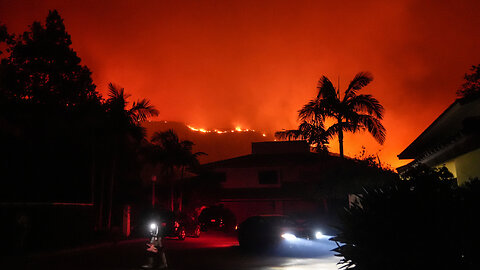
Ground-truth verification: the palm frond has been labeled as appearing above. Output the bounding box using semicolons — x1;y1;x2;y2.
150;129;204;171
316;76;337;99
324;121;359;140
275;129;303;140
107;82;130;101
343;72;373;101
298;100;318;122
299;121;329;150
356;115;386;144
298;99;333;122
275;120;329;152
346;94;384;120
151;129;179;146
130;98;159;122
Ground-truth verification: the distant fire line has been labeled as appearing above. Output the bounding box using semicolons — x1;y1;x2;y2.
187;125;266;137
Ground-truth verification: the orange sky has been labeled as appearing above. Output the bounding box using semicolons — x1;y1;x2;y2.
1;0;480;168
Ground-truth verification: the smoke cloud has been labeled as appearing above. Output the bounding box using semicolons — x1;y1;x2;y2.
2;0;480;168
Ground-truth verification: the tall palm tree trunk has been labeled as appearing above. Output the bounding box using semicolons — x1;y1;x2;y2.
338;131;344;158
338;119;344;158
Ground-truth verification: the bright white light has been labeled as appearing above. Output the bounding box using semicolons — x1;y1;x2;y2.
315;231;324;239
150;223;157;230
281;233;297;241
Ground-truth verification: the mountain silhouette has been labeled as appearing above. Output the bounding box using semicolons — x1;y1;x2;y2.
142;121;274;164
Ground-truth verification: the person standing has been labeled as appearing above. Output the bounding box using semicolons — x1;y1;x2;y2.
141;223;168;269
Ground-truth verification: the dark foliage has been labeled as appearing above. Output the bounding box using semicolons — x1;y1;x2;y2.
275;120;329;153
315;155;398;200
146;129;205;211
457;64;480;99
0;10;158;238
1;10;99;106
332;165;480;270
0;10;102;203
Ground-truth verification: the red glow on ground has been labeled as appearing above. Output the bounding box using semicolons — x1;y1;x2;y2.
164;231;238;249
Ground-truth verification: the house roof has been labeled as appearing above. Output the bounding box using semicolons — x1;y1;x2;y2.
202;151;344;169
397;96;480;161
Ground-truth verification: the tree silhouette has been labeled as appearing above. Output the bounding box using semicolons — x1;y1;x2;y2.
298;72;385;158
275;120;329;152
1;10;160;238
457;64;480;99
102;83;158;229
150;129;205;212
1;10;98;106
0;10;103;204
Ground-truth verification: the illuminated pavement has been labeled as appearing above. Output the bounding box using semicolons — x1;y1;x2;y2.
161;231;340;270
4;231;341;270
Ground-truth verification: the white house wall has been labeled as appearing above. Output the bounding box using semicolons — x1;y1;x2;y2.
439;148;480;185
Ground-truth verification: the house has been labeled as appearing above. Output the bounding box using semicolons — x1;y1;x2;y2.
202;140;391;223
397;96;480;185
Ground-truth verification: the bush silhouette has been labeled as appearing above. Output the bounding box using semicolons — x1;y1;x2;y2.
332;166;479;270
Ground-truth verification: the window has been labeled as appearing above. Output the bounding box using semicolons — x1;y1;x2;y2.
258;170;278;184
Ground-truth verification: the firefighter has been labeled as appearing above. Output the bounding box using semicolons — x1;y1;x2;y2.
141;222;168;269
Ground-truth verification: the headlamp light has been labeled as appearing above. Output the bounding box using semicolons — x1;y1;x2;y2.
281;233;297;241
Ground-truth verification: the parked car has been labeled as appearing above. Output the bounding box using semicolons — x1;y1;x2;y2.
237;215;327;250
147;209;201;240
198;205;236;232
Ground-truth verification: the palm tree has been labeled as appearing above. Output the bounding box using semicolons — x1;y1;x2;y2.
298;72;385;158
102;83;158;229
150;129;205;212
105;83;159;140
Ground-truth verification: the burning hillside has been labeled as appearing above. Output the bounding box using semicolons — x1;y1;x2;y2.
142;121;274;164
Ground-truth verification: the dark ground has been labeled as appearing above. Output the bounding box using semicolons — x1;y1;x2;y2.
2;231;339;270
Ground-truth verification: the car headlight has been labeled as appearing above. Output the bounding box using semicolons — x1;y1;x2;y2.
281;233;297;241
315;231;324;239
150;223;158;230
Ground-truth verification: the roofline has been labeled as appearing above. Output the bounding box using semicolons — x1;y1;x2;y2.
395;160;416;174
202;151;345;169
202;154;253;168
397;98;461;159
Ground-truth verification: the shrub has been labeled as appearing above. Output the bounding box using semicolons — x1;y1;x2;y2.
331;166;478;270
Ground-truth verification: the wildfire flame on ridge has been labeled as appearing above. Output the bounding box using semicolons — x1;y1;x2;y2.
187;124;267;137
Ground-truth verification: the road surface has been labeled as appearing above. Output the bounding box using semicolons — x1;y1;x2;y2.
4;231;341;270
